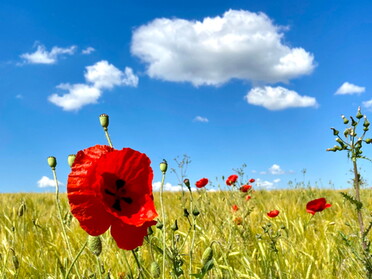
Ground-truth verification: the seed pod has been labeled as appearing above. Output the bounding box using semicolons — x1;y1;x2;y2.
156;222;163;230
88;235;102;256
147;226;154;236
47;156;57;169
183;208;189;217
192;208;200;216
159;160;168;174
201;247;213;266
150;262;161;278
171;219;178;231
67;154;76;167
99;114;109;130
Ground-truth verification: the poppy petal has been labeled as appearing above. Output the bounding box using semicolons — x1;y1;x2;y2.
110;219;156;250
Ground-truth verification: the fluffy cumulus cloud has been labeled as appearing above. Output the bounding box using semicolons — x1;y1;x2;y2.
152;182;187;192
49;60;138;111
260;164;287;175
194;116;209;123
20;43;76;64
255;178;280;189
131;9;315;86
335;82;365;95
245;86;318;110
37;176;64;188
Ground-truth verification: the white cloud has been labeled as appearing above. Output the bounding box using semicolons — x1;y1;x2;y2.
255;178;280;189
152;182;186;192
245;86;318;110
20;43;76;64
37;176;64;188
194;116;209;123
48;60;138;111
82;47;95;55
363;99;372;109
335;82;365;95
268;164;285;175
131;9;315;86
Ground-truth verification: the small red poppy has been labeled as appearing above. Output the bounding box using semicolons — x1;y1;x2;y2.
267;210;280;218
245;195;251;201
306;198;332;215
234;217;243;225
67;145;157;250
249;178;255;183
232;204;239;212
240;184;252;192
195;178;208;188
226;174;238;186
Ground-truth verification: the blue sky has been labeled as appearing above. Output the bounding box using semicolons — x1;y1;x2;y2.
1;0;372;192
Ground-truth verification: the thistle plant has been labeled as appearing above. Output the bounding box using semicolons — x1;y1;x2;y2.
327;107;372;278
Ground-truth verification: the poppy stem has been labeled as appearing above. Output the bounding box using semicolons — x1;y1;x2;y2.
103;128;114;148
159;171;167;279
52;168;81;277
64;240;88;279
188;188;196;278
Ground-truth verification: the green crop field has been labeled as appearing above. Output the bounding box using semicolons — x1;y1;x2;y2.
1;188;371;278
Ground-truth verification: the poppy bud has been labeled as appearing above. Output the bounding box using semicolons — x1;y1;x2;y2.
331;128;339;136
341;115;349;124
364;116;370;127
156;222;163;230
47;156;57;170
356;107;363;119
350;116;357;126
365;138;372;144
183;208;189;217
201;247;213;266
192;208;200;216
171;219;178;231
147;226;154;236
150;262;161;278
99;114;109;130
67;154;76;168
18;202;26;217
159;160;168;174
88;235;102;256
184;178;190;187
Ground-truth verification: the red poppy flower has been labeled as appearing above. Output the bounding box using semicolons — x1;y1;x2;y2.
306;198;332;215
232;204;239;212
195;178;208;188
245;195;251;201
267;210;280;218
67;145;157;250
234;217;243;225
240;184;252;192
226;174;238;186
249;178;255;183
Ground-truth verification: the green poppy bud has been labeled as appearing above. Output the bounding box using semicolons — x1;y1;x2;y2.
147;226;154;236
350;116;357;126
356;107;363;119
331;128;339;136
156;222;163;230
150;262;161;278
88;235;102;256
201;247;213;266
183;178;190;187
183;208;189;217
192;208;200;216
364;116;370;127
67;154;76;167
171;219;178;231
365;138;372;144
159;159;168;174
342;115;349;124
47;156;57;170
99;114;109;130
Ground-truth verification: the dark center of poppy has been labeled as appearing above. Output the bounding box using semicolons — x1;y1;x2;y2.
104;179;133;211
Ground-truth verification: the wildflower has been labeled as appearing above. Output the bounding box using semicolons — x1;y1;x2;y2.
195;178;208;188
67;145;157;250
245;195;251;201
267;210;280;218
306;198;331;215
226;174;238;186
234;217;243;225
249;178;255;183
240;184;252;192
232;204;239;212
